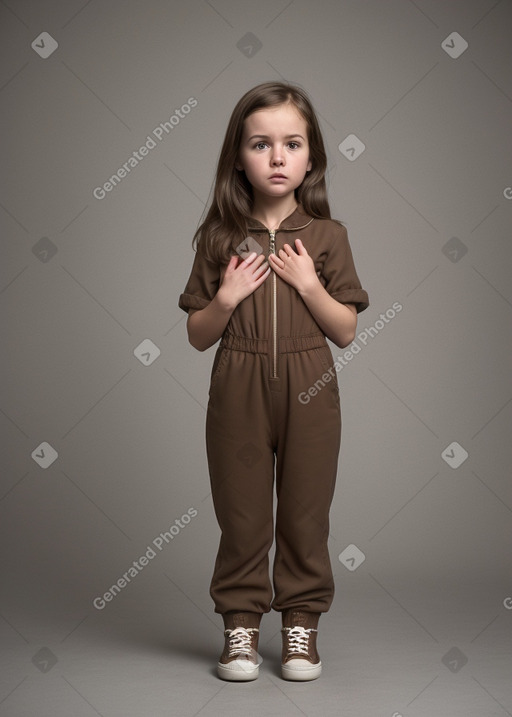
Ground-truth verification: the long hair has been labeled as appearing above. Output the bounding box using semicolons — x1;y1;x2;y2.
193;81;332;264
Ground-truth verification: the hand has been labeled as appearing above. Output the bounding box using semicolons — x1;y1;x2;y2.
217;252;270;310
268;239;319;295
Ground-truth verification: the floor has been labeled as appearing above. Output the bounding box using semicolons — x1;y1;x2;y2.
1;577;510;717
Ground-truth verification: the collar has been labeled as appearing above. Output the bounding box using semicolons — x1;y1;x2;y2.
247;204;315;232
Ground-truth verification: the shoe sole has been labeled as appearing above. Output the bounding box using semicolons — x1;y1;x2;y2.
217;661;259;681
281;661;322;681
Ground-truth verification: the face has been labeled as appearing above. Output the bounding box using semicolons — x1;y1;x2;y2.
236;103;312;203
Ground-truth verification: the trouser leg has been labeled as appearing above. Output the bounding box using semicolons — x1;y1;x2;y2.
270;348;341;614
206;349;274;615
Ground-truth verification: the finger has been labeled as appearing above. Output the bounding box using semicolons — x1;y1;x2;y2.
254;265;271;286
226;255;239;272
268;255;284;274
242;251;257;265
295;238;307;254
248;253;267;273
252;260;269;277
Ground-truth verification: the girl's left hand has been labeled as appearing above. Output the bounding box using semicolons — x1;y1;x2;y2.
268;239;319;295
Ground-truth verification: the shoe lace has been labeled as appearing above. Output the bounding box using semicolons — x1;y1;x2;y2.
284;626;316;656
227;627;257;658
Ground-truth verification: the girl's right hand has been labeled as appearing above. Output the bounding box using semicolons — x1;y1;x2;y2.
217;252;270;310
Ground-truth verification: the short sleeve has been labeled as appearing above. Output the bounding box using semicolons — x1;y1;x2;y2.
178;248;221;313
322;224;369;313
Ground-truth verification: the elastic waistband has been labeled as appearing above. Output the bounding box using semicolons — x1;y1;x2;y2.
220;332;328;354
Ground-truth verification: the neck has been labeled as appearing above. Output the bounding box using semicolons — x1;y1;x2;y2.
250;193;298;230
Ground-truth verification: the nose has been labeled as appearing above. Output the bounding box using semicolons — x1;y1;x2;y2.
270;144;285;166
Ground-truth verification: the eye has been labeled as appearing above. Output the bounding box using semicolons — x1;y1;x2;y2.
288;141;300;150
254;141;268;150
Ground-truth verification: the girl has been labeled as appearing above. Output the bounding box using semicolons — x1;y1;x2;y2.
178;81;369;682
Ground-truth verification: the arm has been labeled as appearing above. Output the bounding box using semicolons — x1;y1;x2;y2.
268;238;357;349
187;251;270;351
298;283;357;348
186;292;234;352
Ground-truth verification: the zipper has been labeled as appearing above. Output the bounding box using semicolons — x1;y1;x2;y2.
246;216;314;380
269;229;277;378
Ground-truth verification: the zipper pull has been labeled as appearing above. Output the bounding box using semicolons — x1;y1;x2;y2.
269;229;276;254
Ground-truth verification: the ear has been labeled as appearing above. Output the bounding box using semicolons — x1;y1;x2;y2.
306;157;312;173
235;158;244;171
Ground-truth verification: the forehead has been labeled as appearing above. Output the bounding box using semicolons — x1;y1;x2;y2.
242;103;307;136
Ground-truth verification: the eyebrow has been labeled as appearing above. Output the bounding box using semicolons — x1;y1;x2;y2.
247;134;305;141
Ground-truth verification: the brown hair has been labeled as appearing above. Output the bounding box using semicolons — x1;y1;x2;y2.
193;81;333;264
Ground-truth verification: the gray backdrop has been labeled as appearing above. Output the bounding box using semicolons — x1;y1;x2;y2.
1;1;511;716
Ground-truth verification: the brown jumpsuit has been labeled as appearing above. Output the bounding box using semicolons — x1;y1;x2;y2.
178;204;369;618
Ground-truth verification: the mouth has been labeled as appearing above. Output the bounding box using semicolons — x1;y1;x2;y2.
269;173;287;179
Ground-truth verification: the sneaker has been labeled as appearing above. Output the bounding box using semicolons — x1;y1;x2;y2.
217;626;260;681
281;610;322;681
